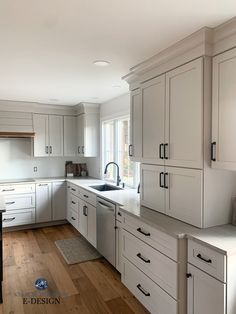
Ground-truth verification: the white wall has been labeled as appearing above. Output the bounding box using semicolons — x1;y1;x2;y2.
88;93;130;179
0;138;86;180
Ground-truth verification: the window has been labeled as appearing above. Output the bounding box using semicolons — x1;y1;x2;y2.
102;116;139;188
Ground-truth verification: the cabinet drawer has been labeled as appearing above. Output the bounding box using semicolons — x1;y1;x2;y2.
123;213;178;261
2;208;35;227
188;239;226;282
4;193;35;211
70;184;80;197
122;257;177;314
0;184;35;195
68;208;79;230
70;194;79;211
122;229;177;298
79;188;96;207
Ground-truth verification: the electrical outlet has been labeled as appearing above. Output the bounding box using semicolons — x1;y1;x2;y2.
33;167;38;172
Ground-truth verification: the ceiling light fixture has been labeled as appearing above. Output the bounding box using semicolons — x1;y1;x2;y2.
93;60;110;66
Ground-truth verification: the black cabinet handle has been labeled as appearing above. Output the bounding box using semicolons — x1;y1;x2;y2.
164;143;168;159
71;217;76;221
197;253;212;264
83;205;88;216
2;189;15;192
186;273;192;278
159;143;164;159
159;172;164;188
211;142;216;161
129;144;133;157
164;173;169;189
136;284;150;297
71;188;76;192
118;212;122;216
5;201;15;205
83;195;89;198
137;253;150;263
71;201;76;204
137;227;150;237
3;217;16;222
50;146;52;154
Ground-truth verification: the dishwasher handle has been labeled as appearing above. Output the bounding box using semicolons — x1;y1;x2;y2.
97;201;115;212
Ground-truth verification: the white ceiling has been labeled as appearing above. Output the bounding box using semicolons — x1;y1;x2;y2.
0;1;236;106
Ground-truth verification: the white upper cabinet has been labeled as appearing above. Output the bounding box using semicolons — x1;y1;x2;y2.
33;114;63;157
165;58;203;168
212;47;236;170
64;116;77;156
77;113;99;157
142;75;165;164
48;115;63;157
129;89;142;161
33;114;49;157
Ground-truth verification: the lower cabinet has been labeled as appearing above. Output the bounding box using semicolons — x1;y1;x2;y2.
78;200;88;237
36;183;52;223
52;181;66;221
79;200;97;248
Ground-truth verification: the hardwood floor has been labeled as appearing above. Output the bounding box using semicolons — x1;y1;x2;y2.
0;224;149;314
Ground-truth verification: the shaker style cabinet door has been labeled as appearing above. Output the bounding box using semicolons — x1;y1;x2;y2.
78;199;88;238
187;264;226;314
142;75;165;164
130;89;142;161
165;167;203;227
64;116;77;156
140;164;165;214
77;114;85;156
212;47;236;170
33;114;49;157
87;203;97;248
48;115;63;157
36;183;52;223
165;58;203;169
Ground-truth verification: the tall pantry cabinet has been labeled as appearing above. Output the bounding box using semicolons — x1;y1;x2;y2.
128;56;236;228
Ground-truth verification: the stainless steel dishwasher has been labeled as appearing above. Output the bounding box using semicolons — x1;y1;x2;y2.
96;197;116;267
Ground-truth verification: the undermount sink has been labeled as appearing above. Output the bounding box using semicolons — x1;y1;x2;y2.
89;184;123;192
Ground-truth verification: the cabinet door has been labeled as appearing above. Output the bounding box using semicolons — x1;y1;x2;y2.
165;58;203;168
187;264;226;314
77;114;85;156
140;164;165;214
36;183;52;223
33;114;49;157
52;181;66;221
115;220;122;273
130;89;142;161
64;116;77;156
212;47;236;170
78;199;88;238
142;75;165;164
48;115;63;156
87;203;97;247
165;167;203;227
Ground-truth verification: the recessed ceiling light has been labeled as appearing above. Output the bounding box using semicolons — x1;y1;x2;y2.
93;60;110;66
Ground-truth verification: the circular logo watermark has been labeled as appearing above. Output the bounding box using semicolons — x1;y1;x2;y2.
35;278;48;290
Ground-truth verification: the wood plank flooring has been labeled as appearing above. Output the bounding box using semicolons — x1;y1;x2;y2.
0;224;149;314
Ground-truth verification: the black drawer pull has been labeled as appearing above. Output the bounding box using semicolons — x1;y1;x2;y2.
5;201;15;205
137;227;150;237
197;253;212;264
118;212;122;216
3;217;16;222
71;201;76;204
164;143;168;159
129;144;133;157
136;284;150;297
164;172;169;189
83;195;89;198
186;273;192;278
137;253;150;263
71;188;76;192
159;143;164;159
2;189;15;192
71;217;76;221
211;142;216;161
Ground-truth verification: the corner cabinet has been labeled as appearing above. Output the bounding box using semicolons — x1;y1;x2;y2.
212;47;236;170
33;114;63;157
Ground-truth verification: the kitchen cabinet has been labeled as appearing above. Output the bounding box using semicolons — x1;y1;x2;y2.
165;58;203;169
115;219;122;273
63;116;77;156
129;89;142;161
187;264;226;314
212;47;236;170
77;113;99;157
36;183;52;223
142;75;165;164
141;164;203;227
33;114;63;157
52;181;66;221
